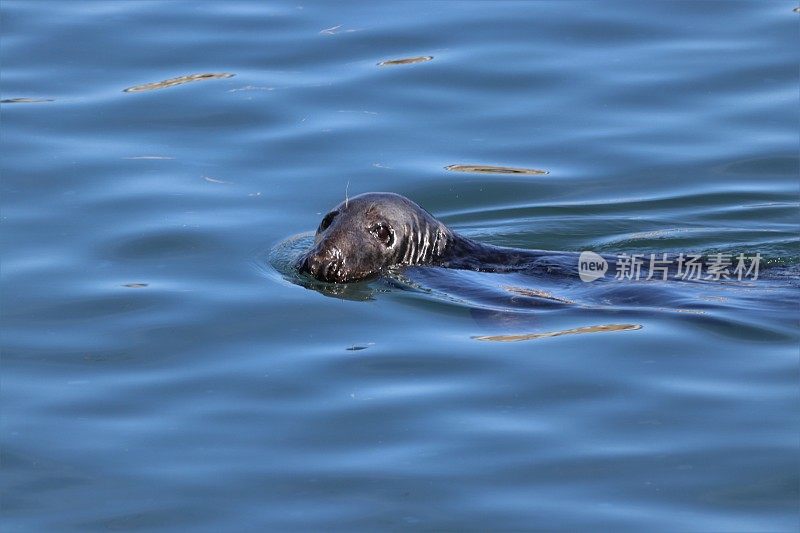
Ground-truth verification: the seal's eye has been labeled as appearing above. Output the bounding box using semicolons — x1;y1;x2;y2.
370;223;394;247
318;211;338;233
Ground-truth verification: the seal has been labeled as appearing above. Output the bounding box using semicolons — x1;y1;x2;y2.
297;192;576;283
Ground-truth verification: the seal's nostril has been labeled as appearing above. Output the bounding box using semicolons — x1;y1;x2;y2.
324;260;340;282
306;256;323;278
304;254;332;281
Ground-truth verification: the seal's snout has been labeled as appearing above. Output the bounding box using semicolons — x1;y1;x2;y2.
299;247;343;283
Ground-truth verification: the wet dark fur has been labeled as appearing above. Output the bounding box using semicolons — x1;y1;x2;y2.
297;192;580;283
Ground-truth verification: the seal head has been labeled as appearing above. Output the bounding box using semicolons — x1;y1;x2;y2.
297;192;451;283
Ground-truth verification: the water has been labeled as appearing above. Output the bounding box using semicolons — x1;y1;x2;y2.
2;1;798;531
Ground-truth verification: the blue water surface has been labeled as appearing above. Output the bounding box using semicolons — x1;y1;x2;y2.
2;1;798;531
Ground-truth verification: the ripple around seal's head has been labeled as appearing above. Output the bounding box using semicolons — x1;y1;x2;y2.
264;231;314;280
263;235;572;314
263;233;537;309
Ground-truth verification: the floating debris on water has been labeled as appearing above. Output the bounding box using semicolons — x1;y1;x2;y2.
123;73;235;93
122;283;148;288
1;97;54;104
445;164;549;175
203;176;230;184
473;323;641;342
378;56;433;66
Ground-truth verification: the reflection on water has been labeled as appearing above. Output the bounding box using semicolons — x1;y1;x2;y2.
121;155;175;160
318;24;359;35
122;72;235;93
473;323;643;342
445;164;549;175
503;285;576;305
378;56;434;66
0;97;54;103
345;343;374;351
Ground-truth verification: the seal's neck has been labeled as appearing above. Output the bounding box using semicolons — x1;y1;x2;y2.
397;220;451;266
399;219;571;276
436;232;556;273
